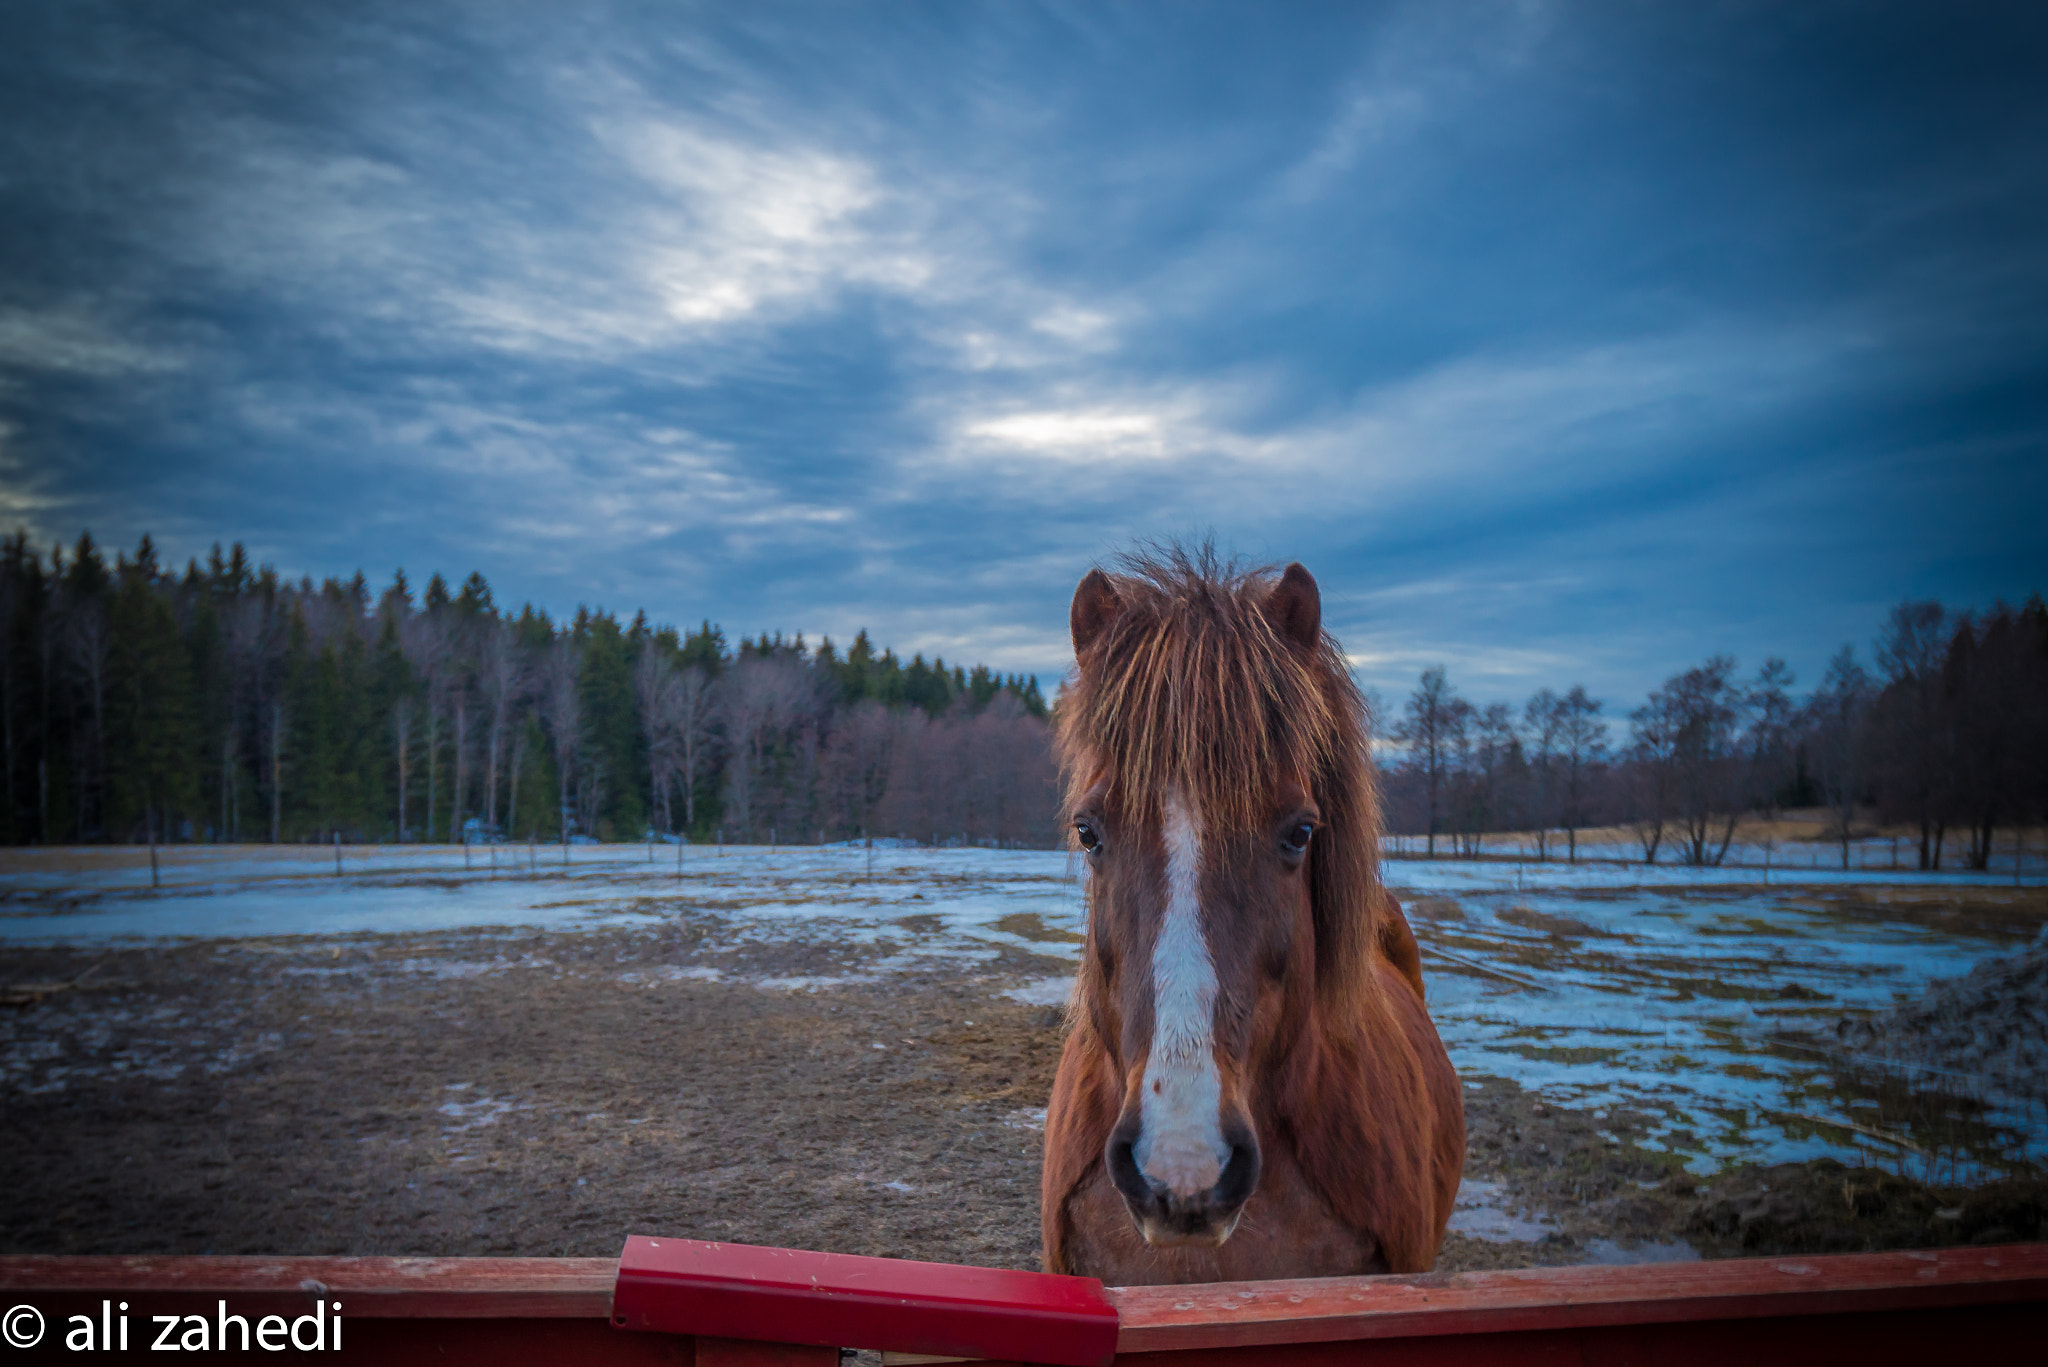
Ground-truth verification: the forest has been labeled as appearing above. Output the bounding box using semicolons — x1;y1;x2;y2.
1377;597;2048;871
6;529;2042;869
0;532;1056;848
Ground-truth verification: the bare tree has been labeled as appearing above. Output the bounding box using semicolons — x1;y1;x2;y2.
1805;645;1871;868
636;653;722;837
1649;657;1747;865
1469;702;1521;854
716;655;813;839
1945;606;2039;870
672;666;715;831
1743;658;1797;822
1873;602;1950;868
822;697;895;837
1555;685;1607;862
1522;688;1562;859
635;647;679;833
715;662;765;838
1394;666;1468;856
875;707;935;841
1623;702;1673;865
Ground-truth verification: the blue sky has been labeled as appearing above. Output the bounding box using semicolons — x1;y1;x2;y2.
2;1;2044;709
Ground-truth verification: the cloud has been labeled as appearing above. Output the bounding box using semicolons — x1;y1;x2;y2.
1273;1;1556;204
916;316;1871;533
2;2;2042;709
0;304;183;377
960;407;1174;463
429;104;940;357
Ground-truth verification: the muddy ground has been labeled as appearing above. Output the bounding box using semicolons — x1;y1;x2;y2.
2;921;2041;1272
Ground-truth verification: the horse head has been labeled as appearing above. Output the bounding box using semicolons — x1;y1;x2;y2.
1058;549;1384;1251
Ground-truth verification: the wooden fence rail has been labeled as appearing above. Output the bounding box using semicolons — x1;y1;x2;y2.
2;1242;2043;1365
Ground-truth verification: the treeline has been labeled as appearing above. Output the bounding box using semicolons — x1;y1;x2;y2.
0;532;1058;847
1381;596;2048;871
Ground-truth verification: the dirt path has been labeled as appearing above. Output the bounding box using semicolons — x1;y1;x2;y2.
2;927;2038;1270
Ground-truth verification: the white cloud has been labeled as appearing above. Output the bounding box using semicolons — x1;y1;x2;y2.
599;118;933;328
924;320;1858;508
155;66;958;364
421;110;935;358
1029;305;1116;345
1276;2;1555;204
961;407;1173;462
0;305;181;377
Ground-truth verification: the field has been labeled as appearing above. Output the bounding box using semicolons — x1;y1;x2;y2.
3;843;2045;1270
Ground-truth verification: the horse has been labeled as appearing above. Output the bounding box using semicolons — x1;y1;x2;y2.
1040;548;1464;1285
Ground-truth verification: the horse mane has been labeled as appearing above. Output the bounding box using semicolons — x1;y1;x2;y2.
1054;543;1387;1014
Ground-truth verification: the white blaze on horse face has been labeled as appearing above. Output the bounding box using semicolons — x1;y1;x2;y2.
1132;788;1230;1200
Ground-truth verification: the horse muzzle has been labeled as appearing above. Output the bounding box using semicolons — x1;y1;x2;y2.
1105;1112;1262;1248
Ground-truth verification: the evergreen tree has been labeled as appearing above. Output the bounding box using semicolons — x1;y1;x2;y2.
575;610;644;839
106;548;198;839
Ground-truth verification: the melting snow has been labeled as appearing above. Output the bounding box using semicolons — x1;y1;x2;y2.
6;844;2039;1176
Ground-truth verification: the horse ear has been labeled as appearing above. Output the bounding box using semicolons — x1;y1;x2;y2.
1070;568;1122;660
1266;562;1321;651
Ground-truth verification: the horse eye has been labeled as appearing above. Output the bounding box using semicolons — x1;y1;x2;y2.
1075;818;1102;854
1282;821;1314;854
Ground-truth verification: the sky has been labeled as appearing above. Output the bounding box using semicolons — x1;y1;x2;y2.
2;1;2044;710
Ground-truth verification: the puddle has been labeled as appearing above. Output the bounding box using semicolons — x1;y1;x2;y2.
1389;872;2048;1180
1447;1178;1555;1242
7;847;2040;1183
1582;1238;1700;1265
1002;977;1075;1006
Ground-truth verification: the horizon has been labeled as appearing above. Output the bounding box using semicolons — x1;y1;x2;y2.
4;3;2045;710
20;523;2032;728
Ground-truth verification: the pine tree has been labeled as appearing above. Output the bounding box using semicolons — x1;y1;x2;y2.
107;550;198;840
576;610;643;839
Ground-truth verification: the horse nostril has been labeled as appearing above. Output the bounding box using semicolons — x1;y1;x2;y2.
1216;1137;1261;1210
1106;1133;1146;1195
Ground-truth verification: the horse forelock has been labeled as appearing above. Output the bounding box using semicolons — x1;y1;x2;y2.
1057;547;1385;1011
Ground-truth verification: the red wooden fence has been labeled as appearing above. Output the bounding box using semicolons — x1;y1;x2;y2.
2;1241;2043;1365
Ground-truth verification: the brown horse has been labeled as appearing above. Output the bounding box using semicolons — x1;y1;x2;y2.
1041;548;1463;1285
